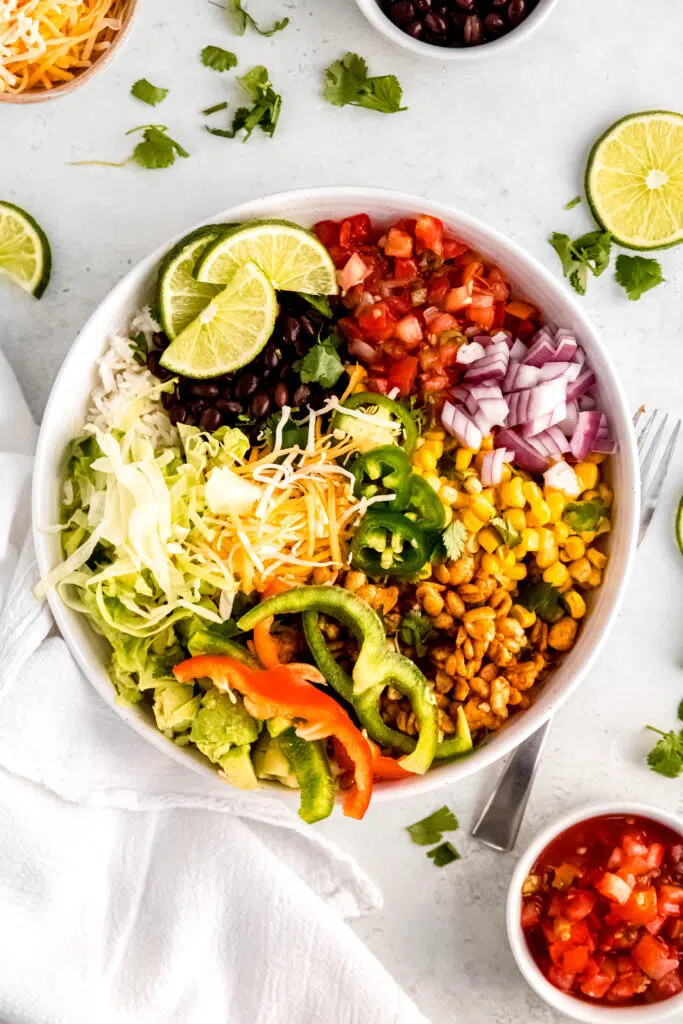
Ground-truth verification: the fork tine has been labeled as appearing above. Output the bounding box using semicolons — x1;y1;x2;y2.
637;409;657;455
639;419;681;546
640;412;669;481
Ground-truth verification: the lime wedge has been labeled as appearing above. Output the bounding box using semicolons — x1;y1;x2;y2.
586;111;683;250
160;261;277;378
676;496;683;558
0;200;51;298
195;219;338;295
157;226;227;341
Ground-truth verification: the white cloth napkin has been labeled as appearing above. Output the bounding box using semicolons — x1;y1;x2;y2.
0;349;426;1024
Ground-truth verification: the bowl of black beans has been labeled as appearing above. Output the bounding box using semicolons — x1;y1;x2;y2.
356;0;558;57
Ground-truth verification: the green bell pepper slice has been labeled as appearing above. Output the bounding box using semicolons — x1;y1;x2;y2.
351;445;412;511
277;727;335;824
350;509;431;578
332;392;419;455
406;475;447;532
239;586;438;775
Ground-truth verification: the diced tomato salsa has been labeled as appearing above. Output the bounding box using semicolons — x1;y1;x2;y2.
313;213;541;402
521;814;683;1006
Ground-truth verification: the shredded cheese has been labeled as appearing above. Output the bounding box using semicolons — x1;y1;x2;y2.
0;0;129;95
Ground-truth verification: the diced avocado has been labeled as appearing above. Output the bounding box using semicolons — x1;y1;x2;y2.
190;687;261;768
252;734;299;788
153;683;201;735
266;716;293;738
334;407;399;452
219;745;259;790
454;705;473;750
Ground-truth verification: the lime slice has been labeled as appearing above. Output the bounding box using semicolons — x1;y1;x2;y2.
0;200;51;298
586;111;683;250
160;261;277;378
676;496;683;557
195;219;338;295
157;226;227;341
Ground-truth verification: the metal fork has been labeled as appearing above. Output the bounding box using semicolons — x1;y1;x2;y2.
471;409;681;852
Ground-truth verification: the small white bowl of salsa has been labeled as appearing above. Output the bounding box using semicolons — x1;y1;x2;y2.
507;803;683;1022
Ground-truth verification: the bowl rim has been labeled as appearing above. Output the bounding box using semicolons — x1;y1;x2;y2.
32;184;640;803
506;801;683;1023
0;0;138;105
354;0;560;61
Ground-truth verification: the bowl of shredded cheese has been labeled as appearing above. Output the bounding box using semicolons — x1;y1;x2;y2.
0;0;138;103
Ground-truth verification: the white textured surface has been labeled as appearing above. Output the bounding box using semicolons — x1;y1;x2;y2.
1;1;683;1021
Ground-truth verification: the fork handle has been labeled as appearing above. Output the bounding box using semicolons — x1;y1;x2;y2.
471;719;552;852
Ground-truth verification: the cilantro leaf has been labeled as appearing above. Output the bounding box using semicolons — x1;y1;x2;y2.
562;499;608;533
615;254;664;301
427;841;461;867
442;520;467;561
131;78;168;106
549;230;612;296
201;45;238;72
129;333;148;366
407;806;459;846
399;610;434;657
126;125;189;169
323;53;406;115
293;340;344;388
565;196;582;210
202;101;229;116
490;516;521;549
301;293;334;318
206;66;281;141
226;0;288;36
679;699;683;722
646;726;683;779
517;581;565;624
263;412;308;451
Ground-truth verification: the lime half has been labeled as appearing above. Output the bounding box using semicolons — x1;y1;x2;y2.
157;226;226;341
586;111;683;250
195;220;338;295
0;201;51;298
160;260;277;378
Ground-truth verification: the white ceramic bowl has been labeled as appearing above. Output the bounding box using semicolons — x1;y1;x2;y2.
354;0;559;61
32;186;639;804
507;802;683;1023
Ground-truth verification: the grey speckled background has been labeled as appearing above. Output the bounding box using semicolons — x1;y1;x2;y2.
2;1;683;1021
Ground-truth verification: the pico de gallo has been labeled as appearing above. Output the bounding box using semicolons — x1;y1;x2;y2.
521;814;683;1006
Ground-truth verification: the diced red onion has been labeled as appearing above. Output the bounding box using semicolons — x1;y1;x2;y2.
572;346;587;367
490;330;512;348
544;461;581;497
566;370;596;403
554;330;578;363
509;339;528;362
348;339;378;363
441;402;482;450
495;428;549;473
569;410;601;460
468;385;503;400
480;447;507;486
591;437;617;454
464;360;508;385
504;359;520;392
478;396;509;426
523;336;556;368
464;325;480;337
557;401;579;438
451;385;469;403
507;364;540;391
337;252;370;292
545;425;570;453
522;402;567;437
423;306;441;325
456;341;486;365
473;334;492;347
530;325;555;347
579;395;597;411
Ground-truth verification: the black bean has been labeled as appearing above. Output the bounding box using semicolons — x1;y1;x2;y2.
454;0;475;9
463;13;483;43
283;315;301;345
168;403;187;426
251;392;271;418
191;400;208;418
274;382;289;409
152;332;170;350
199;408;222;432
146;350;161;375
190;382;220;398
424;11;448;34
298;314;317;339
292;383;311;407
389;0;415;25
216;397;243;415
263;345;281;370
413;0;431;10
404;18;424;37
484;11;505;34
235;373;259;400
507;0;526;25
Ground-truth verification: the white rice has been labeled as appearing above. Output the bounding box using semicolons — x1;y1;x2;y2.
85;307;179;449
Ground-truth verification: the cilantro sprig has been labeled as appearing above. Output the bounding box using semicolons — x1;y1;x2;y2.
491;516;521;549
323;53;406;115
71;124;189;170
293;335;344;388
225;0;288;36
549;230;612;296
442;520;467;561
131;78;168;106
427;842;461;867
407;806;459;846
201;45;238;72
399;610;434;657
615;254;664;301
517;581;565;624
562;499;608;533
206;66;281;141
646;727;683;779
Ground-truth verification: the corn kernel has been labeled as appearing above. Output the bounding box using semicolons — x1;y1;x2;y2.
439;483;460;506
568;557;592;583
553;521;570;545
466;533;481;554
504;509;526;533
443;506;453;526
424;428;445;441
546;492;566;522
523;481;543;505
418;449;438;472
469;495;495;522
543;562;571;588
536;528;559;569
598;483;613;507
480;487;496;505
455;448;474;471
580;531;596;544
478;527;500;554
511;604;536;628
501;477;526;509
481;553;501;575
587;548;607;569
575;462;599;492
424;473;442;492
412;466;424;477
565;536;586;561
500;464;513;483
501;578;517;592
481;434;495;451
529;500;551;526
498;549;516;571
582;489;600;502
453;491;469;509
461;509;483;534
564;590;586;618
522;528;539;551
464;476;483;495
587;569;602;587
586;452;607;464
506;563;527;581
